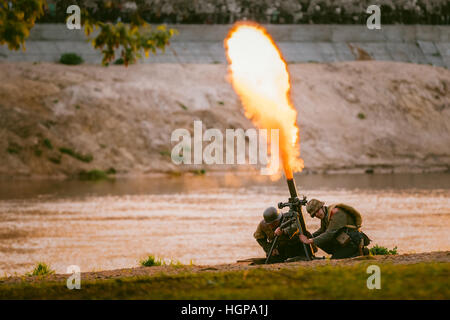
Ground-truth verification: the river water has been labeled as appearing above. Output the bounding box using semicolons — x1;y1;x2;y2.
0;173;449;275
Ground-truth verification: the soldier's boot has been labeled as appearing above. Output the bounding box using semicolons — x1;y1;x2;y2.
362;247;370;256
358;239;365;256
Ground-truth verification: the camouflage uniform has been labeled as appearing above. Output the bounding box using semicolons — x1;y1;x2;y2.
254;213;313;262
310;203;367;259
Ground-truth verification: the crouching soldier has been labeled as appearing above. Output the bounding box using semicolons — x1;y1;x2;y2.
254;207;316;263
299;199;370;259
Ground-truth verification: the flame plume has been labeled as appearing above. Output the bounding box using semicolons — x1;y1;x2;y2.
224;22;304;179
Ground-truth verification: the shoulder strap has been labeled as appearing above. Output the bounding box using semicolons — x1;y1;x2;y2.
327;204;337;222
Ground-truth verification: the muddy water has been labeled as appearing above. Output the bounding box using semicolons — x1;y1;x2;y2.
0;173;449;275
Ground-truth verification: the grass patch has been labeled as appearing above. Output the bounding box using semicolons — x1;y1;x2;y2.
140;255;185;268
78;169;109;181
191;169;206;176
369;245;398;255
113;57;125;65
159;150;171;157
140;255;163;267
167;260;185;268
357;112;366;119
59;53;84;65
43;138;53;150
1;262;448;299
176;101;188;110
48;155;61;164
26;263;54;277
78;168;116;181
6;142;21;154
106;167;116;175
59;147;93;163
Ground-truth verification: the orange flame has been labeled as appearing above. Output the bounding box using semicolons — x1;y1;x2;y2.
224;22;304;179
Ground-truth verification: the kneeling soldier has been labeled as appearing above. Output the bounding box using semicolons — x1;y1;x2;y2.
299;199;370;259
254;206;315;263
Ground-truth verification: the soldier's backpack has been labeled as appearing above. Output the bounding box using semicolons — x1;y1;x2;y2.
329;203;371;246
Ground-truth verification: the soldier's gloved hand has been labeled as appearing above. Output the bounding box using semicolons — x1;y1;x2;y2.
299;234;313;244
272;249;279;256
274;227;283;236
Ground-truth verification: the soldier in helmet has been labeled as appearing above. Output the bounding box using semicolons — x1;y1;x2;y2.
299;199;370;259
254;206;315;262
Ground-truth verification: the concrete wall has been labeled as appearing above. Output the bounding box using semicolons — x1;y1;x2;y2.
1;24;449;68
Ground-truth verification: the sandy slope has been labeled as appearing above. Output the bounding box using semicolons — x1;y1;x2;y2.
0;61;449;177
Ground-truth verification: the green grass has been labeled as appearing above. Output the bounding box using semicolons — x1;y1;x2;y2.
176;102;188;110
140;255;163;267
26;263;54;277
59;53;84;65
78;168;117;181
159;150;171;157
78;170;109;181
191;169;206;176
59;147;93;163
113;57;125;65
140;254;185;268
370;245;398;255
42;138;53;150
6;142;21;154
106;167;116;175
48;155;61;164
0;262;447;299
357;112;366;119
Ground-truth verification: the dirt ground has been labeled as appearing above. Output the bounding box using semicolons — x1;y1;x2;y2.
1;61;449;178
1;251;448;285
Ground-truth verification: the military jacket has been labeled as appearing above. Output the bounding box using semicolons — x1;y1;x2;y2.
253;213;300;253
312;204;361;248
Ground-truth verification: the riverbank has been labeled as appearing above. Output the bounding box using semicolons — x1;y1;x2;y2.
1;61;449;178
0;252;448;299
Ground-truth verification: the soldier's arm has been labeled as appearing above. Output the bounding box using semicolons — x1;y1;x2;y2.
312;226;325;238
254;223;271;253
256;238;272;254
312;211;347;248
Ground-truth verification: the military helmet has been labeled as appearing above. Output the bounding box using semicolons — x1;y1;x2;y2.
263;207;281;224
306;199;324;217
